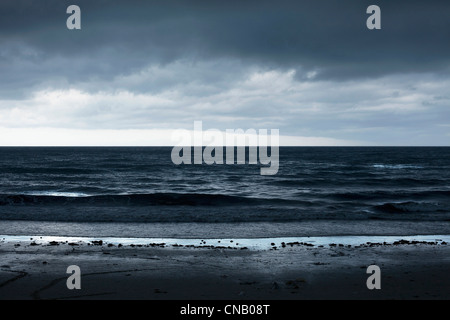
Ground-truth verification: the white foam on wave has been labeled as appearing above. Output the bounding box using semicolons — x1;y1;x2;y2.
24;191;91;197
1;234;448;251
372;164;423;169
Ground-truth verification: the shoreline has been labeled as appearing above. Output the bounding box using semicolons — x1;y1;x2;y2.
1;234;449;251
1;234;449;300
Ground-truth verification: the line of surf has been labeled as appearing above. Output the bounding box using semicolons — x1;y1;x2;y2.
1;234;448;250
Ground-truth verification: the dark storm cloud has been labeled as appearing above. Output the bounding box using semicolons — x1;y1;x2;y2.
1;0;450;96
0;0;449;146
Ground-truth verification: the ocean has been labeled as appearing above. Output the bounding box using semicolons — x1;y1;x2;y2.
0;147;449;239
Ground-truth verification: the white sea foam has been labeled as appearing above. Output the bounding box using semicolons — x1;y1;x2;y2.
372;164;423;169
1;234;448;251
24;191;91;197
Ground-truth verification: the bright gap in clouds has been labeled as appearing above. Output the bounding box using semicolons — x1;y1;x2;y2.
0;127;363;146
0;64;449;146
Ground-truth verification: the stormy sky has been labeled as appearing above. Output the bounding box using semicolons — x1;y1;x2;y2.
0;0;449;145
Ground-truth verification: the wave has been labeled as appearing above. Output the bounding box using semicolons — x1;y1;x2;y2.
329;190;450;201
0;167;102;175
0;192;306;207
371;164;424;170
24;191;91;198
374;201;449;214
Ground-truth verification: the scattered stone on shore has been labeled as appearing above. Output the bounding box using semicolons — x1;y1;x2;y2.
154;289;167;294
276;241;315;248
3;236;447;253
285;280;300;289
330;251;346;257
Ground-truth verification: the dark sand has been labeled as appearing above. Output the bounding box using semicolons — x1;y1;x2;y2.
0;238;449;300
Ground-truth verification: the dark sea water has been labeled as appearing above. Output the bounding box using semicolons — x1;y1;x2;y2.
0;147;449;225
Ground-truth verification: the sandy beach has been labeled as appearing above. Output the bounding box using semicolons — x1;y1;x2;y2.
1;235;449;300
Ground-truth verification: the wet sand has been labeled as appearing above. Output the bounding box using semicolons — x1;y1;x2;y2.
0;237;449;300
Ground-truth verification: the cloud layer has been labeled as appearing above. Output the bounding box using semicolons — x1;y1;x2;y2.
0;0;449;145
